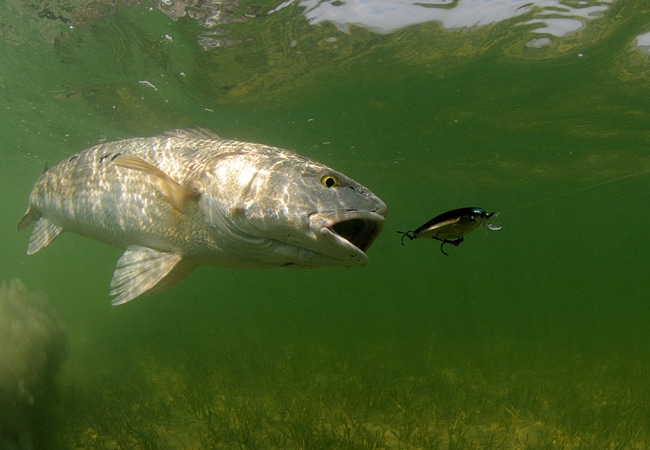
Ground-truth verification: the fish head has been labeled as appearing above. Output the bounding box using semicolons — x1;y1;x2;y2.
200;150;387;267
301;165;388;266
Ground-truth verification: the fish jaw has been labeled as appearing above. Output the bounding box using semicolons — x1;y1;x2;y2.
309;208;386;266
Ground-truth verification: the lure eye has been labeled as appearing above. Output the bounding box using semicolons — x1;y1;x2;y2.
320;174;340;188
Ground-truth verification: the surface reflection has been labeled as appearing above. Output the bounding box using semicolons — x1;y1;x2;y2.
297;0;613;36
635;31;650;54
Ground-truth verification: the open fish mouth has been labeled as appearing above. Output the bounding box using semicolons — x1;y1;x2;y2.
310;209;386;265
331;217;382;252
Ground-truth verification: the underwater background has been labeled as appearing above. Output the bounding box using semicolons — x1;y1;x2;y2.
2;0;650;447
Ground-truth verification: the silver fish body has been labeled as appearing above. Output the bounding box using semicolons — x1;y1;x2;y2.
19;129;387;305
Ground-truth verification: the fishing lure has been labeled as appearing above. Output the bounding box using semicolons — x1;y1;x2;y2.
398;207;499;256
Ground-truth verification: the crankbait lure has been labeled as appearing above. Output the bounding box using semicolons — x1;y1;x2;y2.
396;167;650;256
398;207;499;256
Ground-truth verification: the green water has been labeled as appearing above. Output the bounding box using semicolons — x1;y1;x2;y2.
2;0;650;447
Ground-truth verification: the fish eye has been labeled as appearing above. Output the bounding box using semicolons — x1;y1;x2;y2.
320;174;340;188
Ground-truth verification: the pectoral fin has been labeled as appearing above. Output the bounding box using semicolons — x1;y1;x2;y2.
109;246;194;306
113;156;199;212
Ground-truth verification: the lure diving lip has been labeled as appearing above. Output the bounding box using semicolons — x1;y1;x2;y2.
398;207;498;256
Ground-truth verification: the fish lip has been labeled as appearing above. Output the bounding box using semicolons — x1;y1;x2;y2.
309;209;386;265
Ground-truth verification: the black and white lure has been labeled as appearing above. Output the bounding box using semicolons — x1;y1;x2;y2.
398;207;500;256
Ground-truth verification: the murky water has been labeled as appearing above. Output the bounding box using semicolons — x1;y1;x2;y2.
2;0;650;447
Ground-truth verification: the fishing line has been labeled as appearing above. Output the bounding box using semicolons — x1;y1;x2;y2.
495;166;650;217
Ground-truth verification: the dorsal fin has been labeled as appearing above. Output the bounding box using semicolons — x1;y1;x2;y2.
163;128;220;140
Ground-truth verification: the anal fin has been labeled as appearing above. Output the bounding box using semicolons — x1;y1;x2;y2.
25;217;64;255
18;208;41;231
109;246;194;306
